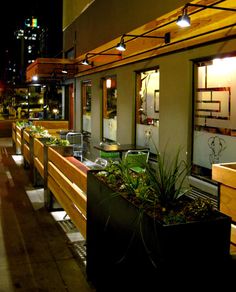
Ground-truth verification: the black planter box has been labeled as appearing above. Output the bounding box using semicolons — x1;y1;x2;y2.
86;170;232;291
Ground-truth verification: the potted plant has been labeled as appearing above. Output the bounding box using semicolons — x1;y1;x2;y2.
23;124;48;137
86;149;232;290
45;137;73;157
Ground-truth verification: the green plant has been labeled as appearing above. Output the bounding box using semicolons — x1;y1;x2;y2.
16;120;30;128
97;160;148;196
27;124;50;137
45;137;70;146
146;149;190;206
95;148;215;225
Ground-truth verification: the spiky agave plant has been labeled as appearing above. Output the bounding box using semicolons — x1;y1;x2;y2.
146;148;191;207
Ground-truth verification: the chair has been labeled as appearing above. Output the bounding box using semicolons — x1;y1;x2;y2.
100;151;120;160
99;141;120;160
59;130;69;140
94;157;108;168
66;132;83;158
124;149;149;173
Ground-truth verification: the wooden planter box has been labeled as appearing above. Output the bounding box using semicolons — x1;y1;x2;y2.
12;122;16;146
87;170;232;290
33;137;52;187
15;125;24;154
46;147;88;238
212;162;236;244
22;129;33;168
51;145;74;157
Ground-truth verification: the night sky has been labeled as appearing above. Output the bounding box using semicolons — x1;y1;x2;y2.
0;0;62;79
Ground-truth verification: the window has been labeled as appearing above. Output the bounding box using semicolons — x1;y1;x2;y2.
82;80;92;133
136;69;159;154
192;56;236;180
65;48;75;59
102;76;117;142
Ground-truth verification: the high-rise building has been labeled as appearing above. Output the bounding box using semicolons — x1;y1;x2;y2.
13;16;43;84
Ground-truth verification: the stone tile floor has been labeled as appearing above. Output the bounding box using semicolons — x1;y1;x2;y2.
0;137;95;291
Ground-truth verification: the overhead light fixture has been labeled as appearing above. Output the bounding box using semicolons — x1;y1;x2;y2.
81;56;93;66
81;52;122;66
61;68;68;74
116;36;126;52
177;3;236;28
116;32;171;52
176;9;190;27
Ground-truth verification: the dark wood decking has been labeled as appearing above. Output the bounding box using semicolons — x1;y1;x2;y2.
0;138;94;291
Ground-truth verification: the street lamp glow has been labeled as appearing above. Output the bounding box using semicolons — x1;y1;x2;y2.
32;75;38;81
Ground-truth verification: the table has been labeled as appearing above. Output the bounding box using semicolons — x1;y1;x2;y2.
94;144;149;159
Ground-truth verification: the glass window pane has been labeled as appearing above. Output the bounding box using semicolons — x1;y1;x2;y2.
136;69;159;154
82;80;92;133
192;56;236;180
102;76;117;142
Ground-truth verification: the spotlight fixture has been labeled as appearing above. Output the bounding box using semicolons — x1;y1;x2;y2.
116;32;171;52
176;9;190;27
81;52;122;66
177;3;236;28
116;37;126;52
81;56;94;66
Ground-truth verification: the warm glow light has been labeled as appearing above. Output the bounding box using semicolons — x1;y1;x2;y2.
208;56;236;85
106;78;112;88
52;108;59;114
212;57;236;66
32;75;38;81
